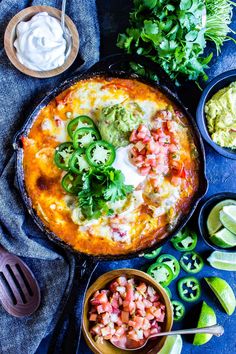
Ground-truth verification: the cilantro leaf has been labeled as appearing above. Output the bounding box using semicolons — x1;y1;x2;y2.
78;167;134;219
116;0;214;83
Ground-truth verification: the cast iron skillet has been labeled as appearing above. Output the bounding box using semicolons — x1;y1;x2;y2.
13;54;208;352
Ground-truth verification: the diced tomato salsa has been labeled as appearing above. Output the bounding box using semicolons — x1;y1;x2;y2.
89;276;165;348
129;121;186;186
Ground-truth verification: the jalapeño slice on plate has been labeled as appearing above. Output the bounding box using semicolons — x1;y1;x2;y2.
147;262;174;287
61;172;83;194
144;247;162;259
67;116;96;139
73;127;100;149
54;142;75;171
157;254;180;279
69;149;90;174
180;252;204;274
172;228;197;251
86;140;116;167
178;276;201;302
171;300;185;321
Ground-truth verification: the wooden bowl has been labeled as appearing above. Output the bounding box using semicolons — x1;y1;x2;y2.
82;269;173;354
4;6;79;78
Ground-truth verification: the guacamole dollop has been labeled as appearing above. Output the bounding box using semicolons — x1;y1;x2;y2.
98;103;143;147
205;82;236;149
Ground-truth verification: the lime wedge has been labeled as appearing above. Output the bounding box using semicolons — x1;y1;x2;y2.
159;334;182;354
207;251;236;271
207;199;236;235
210;228;236;248
205;277;235;315
220;205;236;235
193;301;216;345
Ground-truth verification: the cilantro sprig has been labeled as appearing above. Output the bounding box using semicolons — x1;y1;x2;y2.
78;167;134;219
117;0;235;83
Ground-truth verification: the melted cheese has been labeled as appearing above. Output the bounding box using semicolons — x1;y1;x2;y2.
23;76;200;256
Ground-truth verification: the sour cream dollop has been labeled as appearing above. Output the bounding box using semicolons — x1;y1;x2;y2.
113;146;146;188
14;12;67;71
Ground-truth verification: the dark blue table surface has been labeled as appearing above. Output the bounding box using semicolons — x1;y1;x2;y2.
41;1;236;353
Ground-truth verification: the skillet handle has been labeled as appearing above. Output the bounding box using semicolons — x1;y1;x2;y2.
48;257;98;354
88;53;179;98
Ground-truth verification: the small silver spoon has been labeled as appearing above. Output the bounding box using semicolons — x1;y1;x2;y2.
61;0;72;58
110;324;224;351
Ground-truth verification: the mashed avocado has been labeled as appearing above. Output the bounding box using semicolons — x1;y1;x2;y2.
205;82;236;148
98;103;143;147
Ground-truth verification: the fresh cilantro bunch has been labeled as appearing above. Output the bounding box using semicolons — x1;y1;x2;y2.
117;0;235;83
78;167;134;219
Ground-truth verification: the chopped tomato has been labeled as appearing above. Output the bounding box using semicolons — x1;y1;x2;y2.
102;302;112;313
125;283;134;302
146;309;155;321
92;292;108;305
121;311;129;323
109;281;119;293
110;295;119;309
89;314;97;321
143;318;151;330
89;276;165;348
101;326;112;338
91;323;103;335
136;300;145;312
150;327;160;335
143;299;152;308
110;313;119;323
117;276;127;286
101;312;110;325
144;329;151;338
133;316;144;329
123;299;135;313
136;282;147;295
139;166;151;175
127;329;139;341
115;327;125;337
129;124;174;177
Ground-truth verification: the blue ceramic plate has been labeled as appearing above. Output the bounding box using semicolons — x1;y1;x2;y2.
196;69;236;159
198;192;236;251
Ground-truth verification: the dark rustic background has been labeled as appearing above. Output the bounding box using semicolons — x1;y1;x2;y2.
38;1;236;353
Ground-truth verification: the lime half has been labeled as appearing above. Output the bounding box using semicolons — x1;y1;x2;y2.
193;301;216;345
205;277;235;315
159;334;182;354
207;199;236;235
207;251;236;271
210;228;236;248
220;205;236;235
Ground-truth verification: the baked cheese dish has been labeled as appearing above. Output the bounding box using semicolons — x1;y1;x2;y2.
22;76;199;255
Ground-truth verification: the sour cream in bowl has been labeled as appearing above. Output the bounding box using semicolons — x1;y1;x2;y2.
14;12;67;71
4;6;79;78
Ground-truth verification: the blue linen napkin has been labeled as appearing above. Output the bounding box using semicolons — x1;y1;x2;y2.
0;1;99;353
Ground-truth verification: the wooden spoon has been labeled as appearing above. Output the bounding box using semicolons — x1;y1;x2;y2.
0;245;41;317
